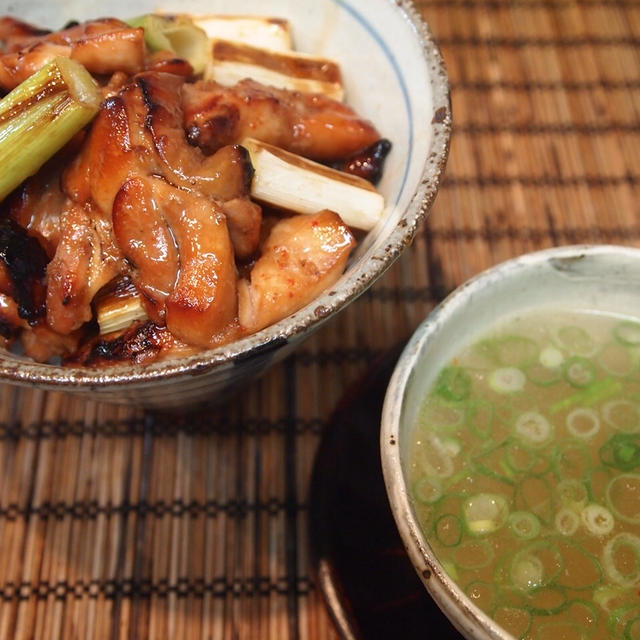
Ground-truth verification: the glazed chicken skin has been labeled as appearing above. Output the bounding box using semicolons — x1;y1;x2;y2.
0;18;146;90
182;78;381;161
51;70;256;341
113;175;239;348
64;71;257;227
0;14;390;366
238;210;355;333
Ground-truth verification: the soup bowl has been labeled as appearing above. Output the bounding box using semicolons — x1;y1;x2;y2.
381;245;640;639
0;0;450;408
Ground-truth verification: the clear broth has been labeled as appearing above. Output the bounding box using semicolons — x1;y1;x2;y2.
408;310;640;640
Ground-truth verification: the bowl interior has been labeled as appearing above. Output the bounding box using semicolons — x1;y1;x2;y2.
382;245;640;640
0;0;450;396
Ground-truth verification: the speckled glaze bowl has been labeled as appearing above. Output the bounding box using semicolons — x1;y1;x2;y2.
0;0;450;408
381;245;640;639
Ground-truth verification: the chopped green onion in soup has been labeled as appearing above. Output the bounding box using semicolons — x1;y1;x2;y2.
407;309;640;640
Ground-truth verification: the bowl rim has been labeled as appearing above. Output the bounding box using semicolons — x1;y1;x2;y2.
0;0;452;389
380;243;640;640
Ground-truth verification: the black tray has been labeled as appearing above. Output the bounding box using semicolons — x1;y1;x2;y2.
309;346;463;640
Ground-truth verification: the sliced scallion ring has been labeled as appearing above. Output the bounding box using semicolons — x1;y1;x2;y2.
435;513;463;547
417;432;456;478
566;407;600;440
489;367;526;394
555;325;597;357
413;476;442;505
555;507;580;536
603;533;640;587
539;345;564;369
417;397;465;432
511;554;544;591
509;541;564;591
605;473;640;524
562;356;596;388
556;479;588;509
435;366;471;402
581;503;614;536
600;434;640;472
593;584;631;613
598;342;635;377
463;493;510;536
603;400;640;433
515;411;553;446
508;511;541;539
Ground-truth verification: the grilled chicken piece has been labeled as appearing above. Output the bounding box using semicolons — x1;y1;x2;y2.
238;210;355;333
145;50;194;77
331;139;392;185
0;18;145;90
221;197;262;259
0;16;50;52
63;93;145;215
67;320;195;367
7;156;72;257
64;72;254;212
113;175;239;347
135;72;254;200
182;78;381;161
21;324;81;362
111;177;178;326
0;218;48;325
46;202;124;335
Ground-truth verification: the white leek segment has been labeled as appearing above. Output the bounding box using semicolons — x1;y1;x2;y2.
127;14;209;74
0;57;100;202
96;291;147;335
242;138;385;231
205;40;344;100
192;15;292;51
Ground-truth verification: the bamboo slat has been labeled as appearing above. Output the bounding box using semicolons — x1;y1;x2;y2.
0;1;639;638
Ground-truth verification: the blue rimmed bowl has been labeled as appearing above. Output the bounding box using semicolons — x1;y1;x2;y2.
0;0;451;408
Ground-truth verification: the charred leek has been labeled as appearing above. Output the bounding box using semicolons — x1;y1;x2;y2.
243;138;385;231
0;56;100;202
206;40;344;100
96;291;147;335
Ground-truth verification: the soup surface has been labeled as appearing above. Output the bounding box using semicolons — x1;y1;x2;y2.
408;309;640;640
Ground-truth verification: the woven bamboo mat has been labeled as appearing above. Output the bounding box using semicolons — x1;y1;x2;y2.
1;1;640;638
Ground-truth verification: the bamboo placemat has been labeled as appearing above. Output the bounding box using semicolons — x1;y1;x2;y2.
2;1;640;638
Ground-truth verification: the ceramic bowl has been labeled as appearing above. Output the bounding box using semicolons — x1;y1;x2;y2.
381;244;640;639
0;0;450;408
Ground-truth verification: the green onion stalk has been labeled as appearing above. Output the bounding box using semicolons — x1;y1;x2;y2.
0;56;101;202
